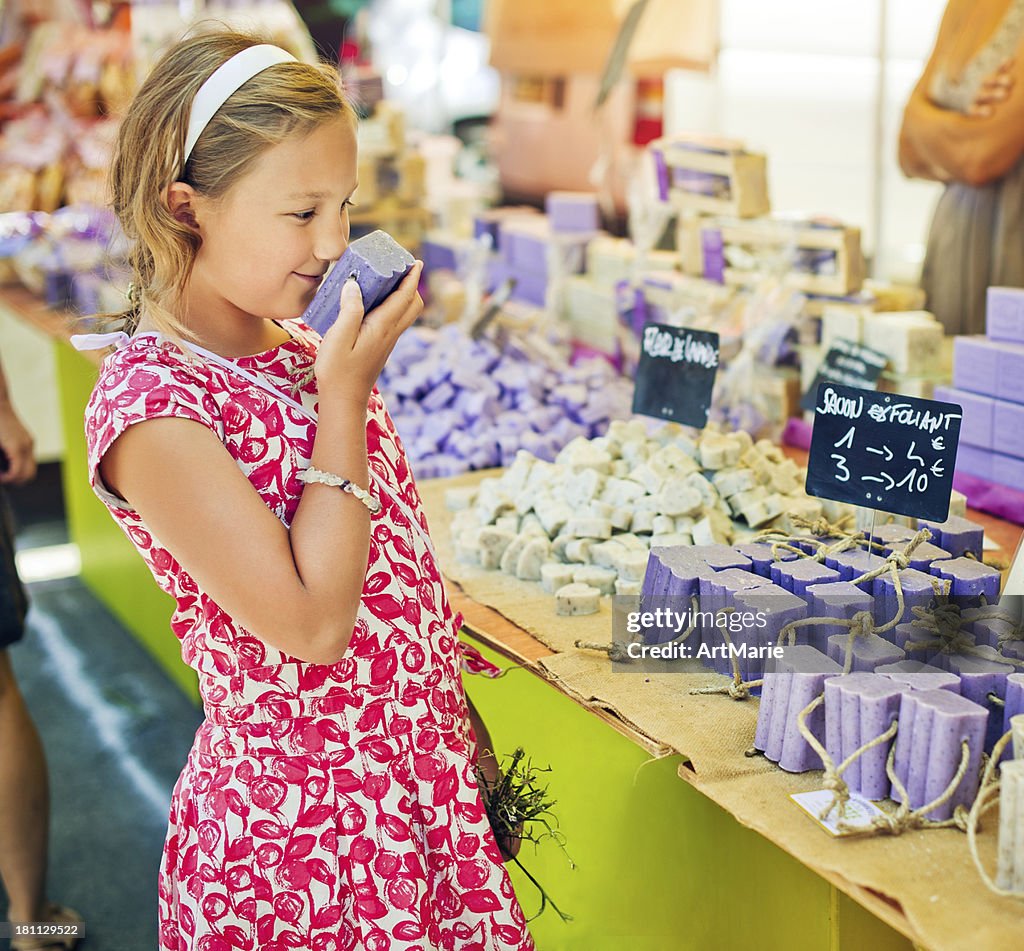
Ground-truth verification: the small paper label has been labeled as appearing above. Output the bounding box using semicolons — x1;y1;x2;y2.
791;789;887;836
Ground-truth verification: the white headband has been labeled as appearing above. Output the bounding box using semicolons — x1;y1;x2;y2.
182;44;297;171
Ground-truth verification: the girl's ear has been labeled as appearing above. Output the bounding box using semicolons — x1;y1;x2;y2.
166;182;200;232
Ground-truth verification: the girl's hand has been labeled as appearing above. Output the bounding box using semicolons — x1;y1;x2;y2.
314;261;424;405
969;58;1015;117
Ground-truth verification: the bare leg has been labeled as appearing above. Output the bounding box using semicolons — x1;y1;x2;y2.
0;649;48;923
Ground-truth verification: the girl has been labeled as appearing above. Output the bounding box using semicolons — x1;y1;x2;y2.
72;30;533;951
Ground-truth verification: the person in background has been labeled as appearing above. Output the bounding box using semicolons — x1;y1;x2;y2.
0;355;81;951
899;0;1024;336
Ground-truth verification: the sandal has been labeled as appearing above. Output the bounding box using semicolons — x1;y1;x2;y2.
8;902;83;951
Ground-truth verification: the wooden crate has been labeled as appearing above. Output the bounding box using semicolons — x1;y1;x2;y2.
699;218;865;297
651;136;770;218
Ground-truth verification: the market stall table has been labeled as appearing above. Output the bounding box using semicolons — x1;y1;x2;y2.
420;470;1024;951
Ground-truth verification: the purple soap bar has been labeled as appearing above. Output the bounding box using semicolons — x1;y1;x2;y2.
955;445;995;481
993;451;1024;489
1004;672;1024;737
825;673;906;799
952;337;999;397
883;540;951;573
804;581;874;653
998;340;1024;404
730;586;809;680
891;688;988;820
993;399;1024;459
733;542;798;577
754;645;842;772
302;230;415;334
545;191;600;233
870;524;915;547
986;286;1024;342
940;648;1012;752
827;632;905;673
872;567;941;630
933;386;995;450
919;515;985;560
877;660;961;693
770;559;840;598
825;550;887;591
930;557;1001;602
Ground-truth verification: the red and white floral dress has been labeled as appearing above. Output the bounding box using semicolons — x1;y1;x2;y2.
80;319;534;951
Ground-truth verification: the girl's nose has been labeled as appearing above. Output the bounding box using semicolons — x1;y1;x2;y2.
314;211;350;262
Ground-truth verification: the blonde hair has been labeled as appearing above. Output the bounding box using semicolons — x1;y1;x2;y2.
108;28;356;340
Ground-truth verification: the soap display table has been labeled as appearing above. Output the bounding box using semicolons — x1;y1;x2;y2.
419;471;1024;951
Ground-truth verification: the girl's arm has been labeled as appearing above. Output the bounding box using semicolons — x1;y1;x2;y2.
467;694;523;860
99;266;423;665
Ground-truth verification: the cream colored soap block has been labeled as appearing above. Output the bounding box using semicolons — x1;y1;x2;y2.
541;562;576;594
821;305;868;350
861;311;944;376
573;566;617;595
555;583;602;616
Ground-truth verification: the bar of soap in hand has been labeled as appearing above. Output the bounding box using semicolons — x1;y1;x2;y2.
302;230;416;334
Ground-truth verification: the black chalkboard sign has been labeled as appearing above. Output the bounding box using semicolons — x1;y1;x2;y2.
799;338;887;412
632;323;720;428
806;382;963;522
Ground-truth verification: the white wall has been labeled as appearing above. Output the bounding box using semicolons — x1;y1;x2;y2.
666;0;947;283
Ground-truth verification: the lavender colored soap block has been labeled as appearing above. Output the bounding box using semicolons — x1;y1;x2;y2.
754;646;842;773
955;445;995;481
986;286;1024;343
993;399;1024;460
827;633;905;673
700;569;773;665
805;581;874;653
877;660;961;693
939;647;1013;752
770;559;840;598
825;674;906;799
933;386;995;450
997;342;1024;404
890;688;988;821
1004;673;1024;738
825;550;887;591
545;191;600;233
730;586;809;680
302;230;415;335
885;541;952;572
931;557;1001;603
733;542;798;577
919;515;985;560
952;337;1000;398
872;568;940;631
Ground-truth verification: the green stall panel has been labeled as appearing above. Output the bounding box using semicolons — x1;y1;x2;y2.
54;340;199;701
462;637;914;951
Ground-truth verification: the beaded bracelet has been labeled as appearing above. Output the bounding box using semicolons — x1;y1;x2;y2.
297;466;381;514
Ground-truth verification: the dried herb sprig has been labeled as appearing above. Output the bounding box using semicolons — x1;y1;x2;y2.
477;747;574;923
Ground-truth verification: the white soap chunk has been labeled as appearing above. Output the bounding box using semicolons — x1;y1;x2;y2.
591;540;629;570
617;550;651;582
478;527;515;570
615;579;642;596
631;510;656;534
567;517;613;540
445;486;479;511
516;538;552;581
610;507;634;532
650;532;693;548
713;467;757;499
565;539;595;563
658;477;704;517
555;582;602;616
573;565;617;595
541;562;576;593
500;533;532;574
